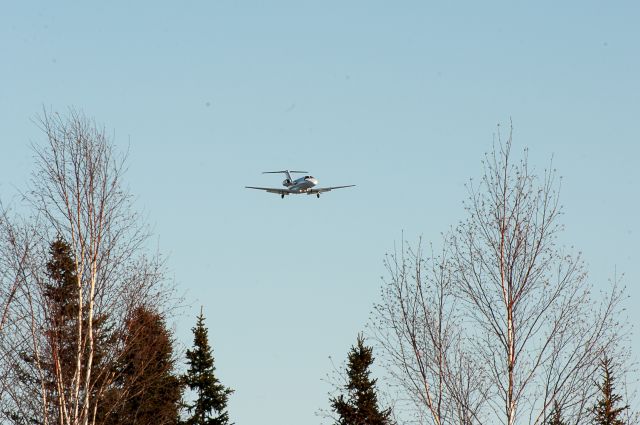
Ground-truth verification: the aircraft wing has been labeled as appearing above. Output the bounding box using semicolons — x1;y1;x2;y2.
308;185;356;194
245;186;292;195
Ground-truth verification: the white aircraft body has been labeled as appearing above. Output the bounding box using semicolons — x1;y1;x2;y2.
246;170;355;198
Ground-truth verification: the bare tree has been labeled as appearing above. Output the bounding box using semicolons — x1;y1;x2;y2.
0;209;34;334
0;200;42;420
373;239;487;425
0;109;176;425
374;125;627;425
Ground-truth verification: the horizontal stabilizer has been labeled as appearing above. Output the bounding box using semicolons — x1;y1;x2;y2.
262;170;308;174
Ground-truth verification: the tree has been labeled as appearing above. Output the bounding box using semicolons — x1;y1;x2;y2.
0;108;174;425
45;237;114;424
547;402;568;425
330;334;394;425
100;306;181;425
0;208;40;410
55;235;112;419
592;356;629;425
182;310;233;425
374;241;485;425
374;125;627;425
6;237;115;425
7;237;79;424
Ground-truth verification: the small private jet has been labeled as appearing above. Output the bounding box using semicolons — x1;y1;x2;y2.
246;170;355;198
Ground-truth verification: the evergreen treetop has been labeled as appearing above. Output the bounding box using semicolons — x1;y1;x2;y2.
9;237;114;424
100;305;181;425
593;355;629;425
330;334;394;425
547;401;568;425
182;309;233;425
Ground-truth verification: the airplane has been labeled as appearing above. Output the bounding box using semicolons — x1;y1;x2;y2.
246;170;355;198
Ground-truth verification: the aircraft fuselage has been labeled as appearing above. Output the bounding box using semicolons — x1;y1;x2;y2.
285;176;319;193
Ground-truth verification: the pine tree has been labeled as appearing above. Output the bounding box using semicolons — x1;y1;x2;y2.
182;309;233;425
593;355;629;425
547;401;568;425
100;306;182;425
330;334;394;425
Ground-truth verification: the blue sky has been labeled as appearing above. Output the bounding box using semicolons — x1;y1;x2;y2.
1;2;639;423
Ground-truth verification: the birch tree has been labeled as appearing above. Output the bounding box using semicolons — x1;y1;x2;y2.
374;126;626;425
0;109;174;425
374;240;487;425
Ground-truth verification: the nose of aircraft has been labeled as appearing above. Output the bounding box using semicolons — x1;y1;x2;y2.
311;178;319;185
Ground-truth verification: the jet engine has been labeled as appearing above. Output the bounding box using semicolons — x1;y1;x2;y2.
282;179;292;187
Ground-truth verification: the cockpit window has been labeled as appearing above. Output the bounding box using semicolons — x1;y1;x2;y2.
305;175;314;179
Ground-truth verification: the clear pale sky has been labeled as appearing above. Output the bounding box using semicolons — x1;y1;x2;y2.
1;2;638;424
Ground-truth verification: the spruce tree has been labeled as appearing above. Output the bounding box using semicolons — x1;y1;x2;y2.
593;355;629;425
100;306;182;425
9;237;114;424
182;309;233;425
42;237;81;421
330;334;394;425
547;401;568;425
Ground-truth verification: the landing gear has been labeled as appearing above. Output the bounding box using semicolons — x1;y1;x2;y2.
317;193;320;198
281;194;285;199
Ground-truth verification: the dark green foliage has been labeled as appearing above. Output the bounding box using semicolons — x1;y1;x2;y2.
330;334;394;425
46;237;114;371
46;238;114;415
6;238;82;424
45;237;79;317
100;306;182;425
547;401;568;425
593;356;629;425
43;237;84;395
6;238;115;425
182;310;233;425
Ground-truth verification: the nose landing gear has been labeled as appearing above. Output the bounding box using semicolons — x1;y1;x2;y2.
281;194;285;199
317;193;320;198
